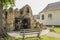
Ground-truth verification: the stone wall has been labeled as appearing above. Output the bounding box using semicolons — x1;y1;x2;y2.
3;4;42;31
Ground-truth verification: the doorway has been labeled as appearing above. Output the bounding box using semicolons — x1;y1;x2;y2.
21;18;30;29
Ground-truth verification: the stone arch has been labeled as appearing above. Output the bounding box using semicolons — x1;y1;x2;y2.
21;17;31;29
24;4;32;15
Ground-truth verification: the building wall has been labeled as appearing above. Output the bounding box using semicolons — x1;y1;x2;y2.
40;10;60;26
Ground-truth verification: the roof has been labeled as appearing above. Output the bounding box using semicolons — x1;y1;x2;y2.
19;4;31;13
20;4;31;11
42;1;60;12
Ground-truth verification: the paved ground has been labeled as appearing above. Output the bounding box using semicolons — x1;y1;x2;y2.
46;32;60;38
8;29;49;38
8;29;60;38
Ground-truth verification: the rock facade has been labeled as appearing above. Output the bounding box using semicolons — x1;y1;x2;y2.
3;4;42;31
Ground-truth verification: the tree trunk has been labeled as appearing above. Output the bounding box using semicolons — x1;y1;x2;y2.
0;4;8;38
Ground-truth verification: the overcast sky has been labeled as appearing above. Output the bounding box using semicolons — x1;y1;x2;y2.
14;0;60;15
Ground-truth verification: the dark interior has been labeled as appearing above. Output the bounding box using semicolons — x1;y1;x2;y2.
26;7;29;13
14;17;30;31
21;18;30;29
5;12;7;19
14;17;20;31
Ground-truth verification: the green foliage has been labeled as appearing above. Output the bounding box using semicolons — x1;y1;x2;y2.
0;0;14;8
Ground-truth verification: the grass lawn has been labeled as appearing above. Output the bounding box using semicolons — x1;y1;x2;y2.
54;27;60;34
47;27;60;34
1;35;60;40
41;35;60;40
0;37;22;40
26;35;60;40
1;27;60;40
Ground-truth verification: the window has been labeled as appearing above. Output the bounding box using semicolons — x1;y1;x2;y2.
20;10;23;14
26;7;29;13
42;14;44;20
48;14;52;19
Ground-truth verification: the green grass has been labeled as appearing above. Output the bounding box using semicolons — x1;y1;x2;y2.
0;35;60;40
41;35;60;40
47;27;60;34
0;37;22;40
54;27;60;34
25;35;60;40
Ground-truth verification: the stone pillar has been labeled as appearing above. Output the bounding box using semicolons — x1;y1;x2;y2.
7;7;15;31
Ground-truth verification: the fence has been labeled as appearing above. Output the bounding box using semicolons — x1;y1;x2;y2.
20;29;41;40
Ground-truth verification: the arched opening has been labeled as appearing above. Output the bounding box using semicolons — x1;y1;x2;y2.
20;10;23;14
21;18;30;29
14;17;20;31
5;12;7;19
26;7;29;13
14;17;31;31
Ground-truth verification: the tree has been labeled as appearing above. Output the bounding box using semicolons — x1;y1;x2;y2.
0;0;14;38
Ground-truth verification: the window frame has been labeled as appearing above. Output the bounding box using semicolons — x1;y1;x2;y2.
48;14;52;20
41;14;44;20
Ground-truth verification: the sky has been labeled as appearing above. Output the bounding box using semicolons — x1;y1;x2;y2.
14;0;60;15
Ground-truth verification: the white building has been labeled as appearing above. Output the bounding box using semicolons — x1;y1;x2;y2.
39;2;60;26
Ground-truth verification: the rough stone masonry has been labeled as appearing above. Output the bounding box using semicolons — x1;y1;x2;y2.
3;4;42;31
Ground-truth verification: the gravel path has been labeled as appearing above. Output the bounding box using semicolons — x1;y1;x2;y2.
8;29;60;38
46;32;60;38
